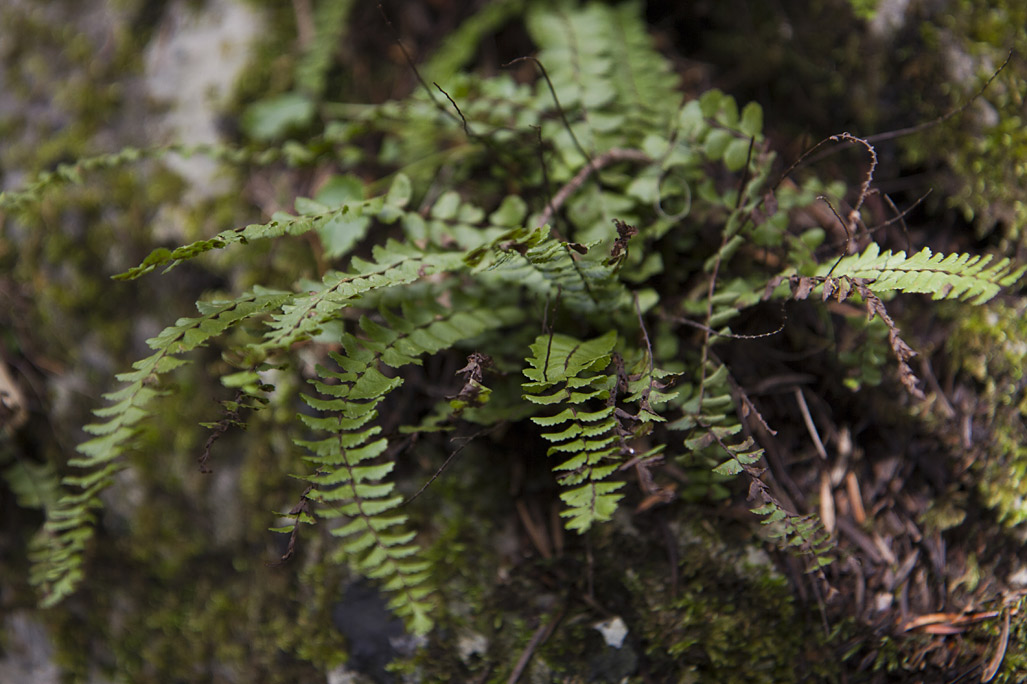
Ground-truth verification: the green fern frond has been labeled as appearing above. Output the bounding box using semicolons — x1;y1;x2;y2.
294;346;431;634
751;504;835;572
0;142;291;215
522;331;627;532
118;174;416;280
423;0;526;81
41;221;533;607
294;0;355;98
474;226;630;312
671;361;836;570
817;242;1025;304
29;288;291;607
287;301;517;634
252;242;462;357
527;1;680;138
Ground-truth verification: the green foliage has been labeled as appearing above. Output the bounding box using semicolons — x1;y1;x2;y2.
285;301;516;634
812;243;1025;304
523;331;631;532
910;1;1027;246
947;302;1027;527
5;0;1024;652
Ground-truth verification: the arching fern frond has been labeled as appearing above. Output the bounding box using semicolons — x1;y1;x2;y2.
0;142;291;215
285;300;518;635
29;288;291;607
671;361;836;572
117;173;417;280
249;241;465;359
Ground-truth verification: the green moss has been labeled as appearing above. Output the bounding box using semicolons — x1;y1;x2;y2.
906;1;1027;246
621;522;835;683
946;301;1027;526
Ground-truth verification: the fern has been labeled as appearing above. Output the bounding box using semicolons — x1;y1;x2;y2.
671;362;837;572
522;331;624;532
0;142;295;215
766;242;1025;305
10;1;1025;665
282;300;516;634
30;288;291;606
819;243;1025;304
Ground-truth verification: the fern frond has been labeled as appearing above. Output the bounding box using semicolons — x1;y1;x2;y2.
606;2;682;130
295;345;431;633
474;226;630;313
293;0;355;98
751;503;835;572
30;288;291;607
288;300;517;634
527;1;679;138
817;242;1025;304
0;142;290;215
117;174;416;280
252;242;466;357
671;361;836;571
424;0;526;81
522;331;626;532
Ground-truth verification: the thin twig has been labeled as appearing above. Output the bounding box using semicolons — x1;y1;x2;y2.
881;191;913;254
664;310;786;340
769;50;1014;187
507;608;566;684
634;293;655;405
831;132;877;220
533;125;558;235
795;387;828;460
536;148;650;227
505;56;593;173
434;82;474;137
377;3;458;124
403;425;504;505
864;49;1015;144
